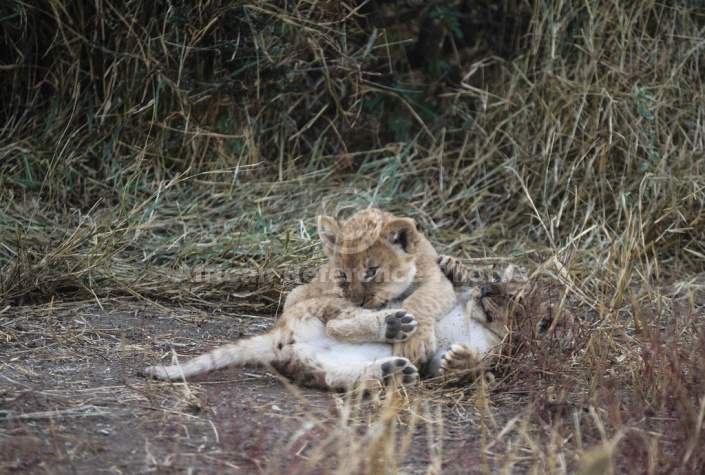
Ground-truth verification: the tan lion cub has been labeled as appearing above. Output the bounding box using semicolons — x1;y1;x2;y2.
284;208;457;365
143;208;456;388
142;260;529;389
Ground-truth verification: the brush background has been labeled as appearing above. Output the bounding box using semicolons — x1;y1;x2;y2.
1;1;704;473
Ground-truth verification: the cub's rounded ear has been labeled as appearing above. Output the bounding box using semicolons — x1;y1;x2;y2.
382;217;419;253
317;215;340;256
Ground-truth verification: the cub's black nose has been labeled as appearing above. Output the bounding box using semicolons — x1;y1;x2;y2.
481;285;493;297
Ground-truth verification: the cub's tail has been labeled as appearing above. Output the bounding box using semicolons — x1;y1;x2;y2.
142;332;278;381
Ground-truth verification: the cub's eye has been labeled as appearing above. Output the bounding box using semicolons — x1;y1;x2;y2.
492;273;502;283
363;267;378;280
336;270;348;280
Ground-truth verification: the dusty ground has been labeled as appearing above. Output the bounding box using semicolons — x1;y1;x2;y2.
0;298;572;474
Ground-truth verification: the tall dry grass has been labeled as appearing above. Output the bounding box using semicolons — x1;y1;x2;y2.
1;0;704;472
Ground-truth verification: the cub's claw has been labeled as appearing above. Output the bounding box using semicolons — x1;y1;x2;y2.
384;311;417;341
440;343;475;374
440;343;490;384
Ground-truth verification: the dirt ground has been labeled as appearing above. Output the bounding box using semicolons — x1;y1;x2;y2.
0;298;570;474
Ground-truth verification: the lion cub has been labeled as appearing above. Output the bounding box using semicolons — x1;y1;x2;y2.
142;259;530;389
143;208;456;389
431;256;577;383
285;208;456;365
427;258;528;383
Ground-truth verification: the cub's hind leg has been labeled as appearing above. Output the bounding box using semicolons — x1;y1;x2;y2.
440;344;494;384
324;357;419;390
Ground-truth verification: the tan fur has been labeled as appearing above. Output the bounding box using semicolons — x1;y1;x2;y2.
143;294;421;389
426;259;530;383
143;207;458;390
286;208;456;366
434;257;576;384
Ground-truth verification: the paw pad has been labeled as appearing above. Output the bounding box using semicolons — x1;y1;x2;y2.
384;311;417;341
380;357;419;386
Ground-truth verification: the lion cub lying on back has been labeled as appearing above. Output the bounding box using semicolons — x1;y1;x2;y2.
143;256;530;389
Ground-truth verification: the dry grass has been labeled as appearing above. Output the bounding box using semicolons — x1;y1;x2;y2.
1;0;704;473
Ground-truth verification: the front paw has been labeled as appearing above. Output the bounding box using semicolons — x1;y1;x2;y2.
384;311;417;342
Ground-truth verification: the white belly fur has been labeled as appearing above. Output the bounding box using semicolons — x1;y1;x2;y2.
435;303;497;354
302;303;497;373
308;337;392;371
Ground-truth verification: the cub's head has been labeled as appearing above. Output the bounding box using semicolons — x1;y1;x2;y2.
465;264;576;343
318;208;420;309
465;264;529;328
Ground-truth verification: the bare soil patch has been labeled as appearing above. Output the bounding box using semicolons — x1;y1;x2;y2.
1;298;586;474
